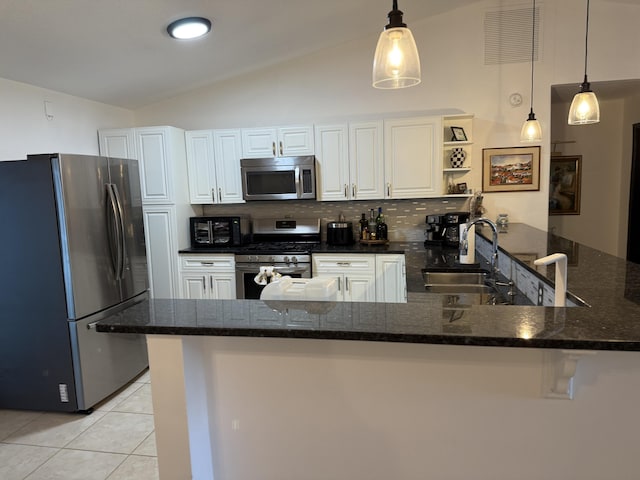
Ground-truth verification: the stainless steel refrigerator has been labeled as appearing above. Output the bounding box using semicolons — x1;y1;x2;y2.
0;153;149;412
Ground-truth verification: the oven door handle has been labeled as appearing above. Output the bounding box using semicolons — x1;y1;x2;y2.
273;266;309;275
235;264;310;276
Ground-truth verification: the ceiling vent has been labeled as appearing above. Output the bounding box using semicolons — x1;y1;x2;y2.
484;5;540;65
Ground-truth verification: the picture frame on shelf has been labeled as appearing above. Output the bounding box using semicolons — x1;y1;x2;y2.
456;182;468;194
549;155;581;215
450;126;467;141
482;146;540;192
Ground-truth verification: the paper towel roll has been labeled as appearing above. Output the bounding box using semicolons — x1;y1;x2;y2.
459;223;476;264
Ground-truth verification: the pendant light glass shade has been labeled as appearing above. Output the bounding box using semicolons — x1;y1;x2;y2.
568;0;600;125
521;111;543;142
520;0;541;142
568;81;600;125
372;1;421;89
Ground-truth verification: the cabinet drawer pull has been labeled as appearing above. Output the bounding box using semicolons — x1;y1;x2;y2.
337;261;351;266
201;261;215;266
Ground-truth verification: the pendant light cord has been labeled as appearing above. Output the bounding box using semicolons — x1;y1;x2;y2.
583;0;590;81
529;0;536;112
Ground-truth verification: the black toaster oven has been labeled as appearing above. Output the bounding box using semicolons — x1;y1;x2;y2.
190;216;248;248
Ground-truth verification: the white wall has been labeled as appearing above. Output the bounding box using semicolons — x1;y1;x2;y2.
0;77;133;161
152;335;640;480
132;0;640;231
549;98;625;256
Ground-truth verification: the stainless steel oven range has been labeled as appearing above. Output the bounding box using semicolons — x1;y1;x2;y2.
235;217;320;299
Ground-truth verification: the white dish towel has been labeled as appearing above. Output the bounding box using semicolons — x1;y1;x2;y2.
254;266;282;285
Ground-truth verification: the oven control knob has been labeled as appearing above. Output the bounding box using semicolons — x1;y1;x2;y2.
291;256;298;264
283;256;290;264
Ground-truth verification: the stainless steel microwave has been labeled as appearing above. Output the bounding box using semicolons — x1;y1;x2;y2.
240;156;316;201
189;216;248;248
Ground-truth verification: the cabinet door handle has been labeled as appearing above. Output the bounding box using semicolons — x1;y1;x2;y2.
337;277;341;291
346;277;349;291
272;142;276;156
386;182;391;197
279;141;283;156
344;184;348;198
352;184;356;198
218;187;222;202
203;276;207;291
211;188;216;203
210;276;214;290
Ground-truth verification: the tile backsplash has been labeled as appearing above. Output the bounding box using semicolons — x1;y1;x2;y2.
200;197;471;242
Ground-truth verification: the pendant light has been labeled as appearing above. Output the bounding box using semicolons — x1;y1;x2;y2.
372;0;421;89
568;0;600;125
520;0;542;142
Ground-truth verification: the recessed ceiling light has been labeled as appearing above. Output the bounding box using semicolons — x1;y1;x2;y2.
167;17;212;40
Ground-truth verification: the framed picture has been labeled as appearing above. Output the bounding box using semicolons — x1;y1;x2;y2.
549;155;581;215
450;126;467;141
482;146;540;192
456;182;468;194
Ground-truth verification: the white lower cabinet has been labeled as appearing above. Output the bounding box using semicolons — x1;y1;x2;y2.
375;254;407;303
179;255;236;299
312;254;406;303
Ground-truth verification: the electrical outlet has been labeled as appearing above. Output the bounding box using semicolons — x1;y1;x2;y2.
537;282;544;306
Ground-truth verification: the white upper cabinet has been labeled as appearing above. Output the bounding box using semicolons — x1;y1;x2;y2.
349;121;385;200
98;129;136;160
213;129;244;204
185;129;244;204
383;116;442;199
241;125;314;158
314;124;350;201
135;127;179;204
185;130;217;204
99;126;188;205
315;121;384;201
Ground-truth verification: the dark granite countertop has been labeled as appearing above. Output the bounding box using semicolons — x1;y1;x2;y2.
99;224;640;352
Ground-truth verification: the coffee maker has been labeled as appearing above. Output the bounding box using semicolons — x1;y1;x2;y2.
442;211;470;247
424;215;444;245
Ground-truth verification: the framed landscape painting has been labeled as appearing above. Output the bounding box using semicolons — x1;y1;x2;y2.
482;146;540;192
549;155;581;215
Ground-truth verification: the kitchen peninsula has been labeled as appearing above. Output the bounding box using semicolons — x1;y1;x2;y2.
98;223;640;480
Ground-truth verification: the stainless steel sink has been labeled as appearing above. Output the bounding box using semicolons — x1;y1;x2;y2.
422;268;512;305
422;271;488;291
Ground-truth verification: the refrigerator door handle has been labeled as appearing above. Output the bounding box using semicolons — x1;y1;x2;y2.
110;183;127;279
106;184;125;279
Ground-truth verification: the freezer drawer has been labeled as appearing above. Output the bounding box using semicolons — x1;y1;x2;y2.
69;306;148;411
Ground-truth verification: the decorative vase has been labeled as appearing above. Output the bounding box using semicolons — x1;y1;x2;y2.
449;147;466;168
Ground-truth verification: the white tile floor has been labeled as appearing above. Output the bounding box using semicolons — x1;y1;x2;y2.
0;370;158;480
